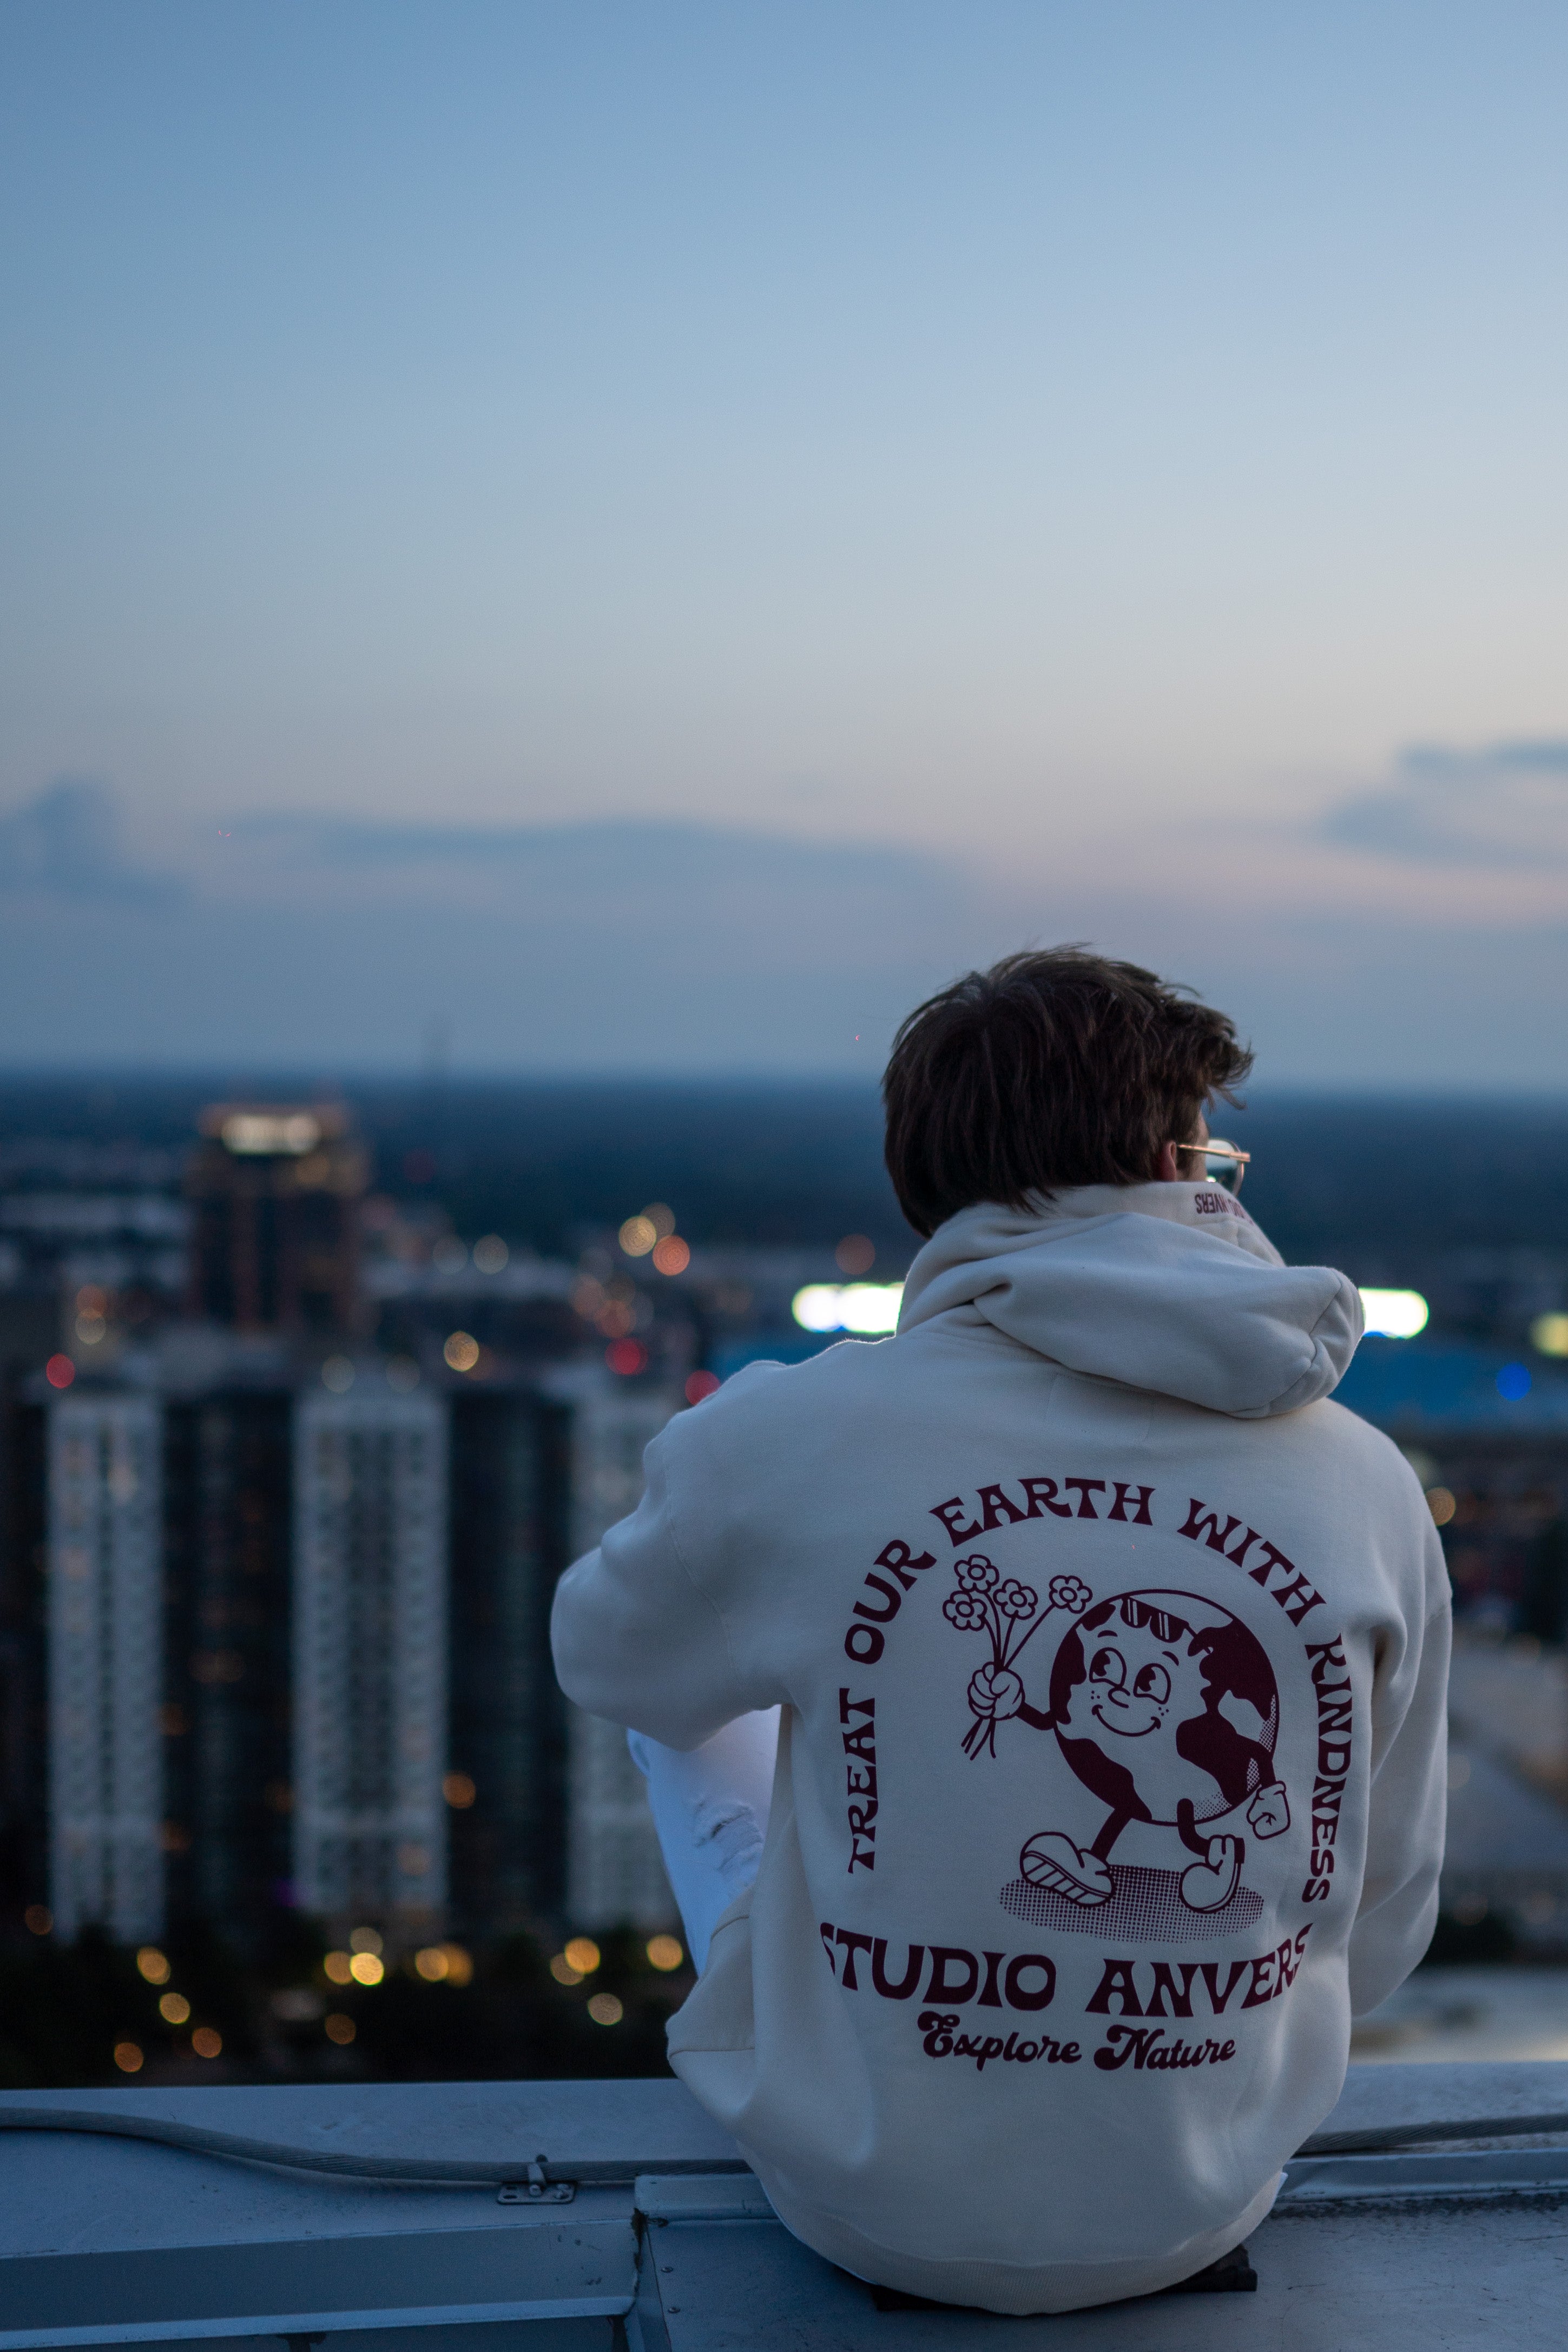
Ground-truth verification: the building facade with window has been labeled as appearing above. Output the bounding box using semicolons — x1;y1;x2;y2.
45;1392;164;1943
546;1366;681;1931
291;1384;449;1932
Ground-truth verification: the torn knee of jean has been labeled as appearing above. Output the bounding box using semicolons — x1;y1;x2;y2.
692;1797;765;1884
692;1797;760;1848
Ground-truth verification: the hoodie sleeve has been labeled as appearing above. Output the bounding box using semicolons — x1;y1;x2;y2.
1346;1519;1452;2017
550;1421;783;1750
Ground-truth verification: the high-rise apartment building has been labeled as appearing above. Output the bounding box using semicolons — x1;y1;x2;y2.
547;1367;681;1931
186;1103;367;1335
161;1390;293;1943
446;1388;571;1935
0;1403;47;1916
291;1383;449;1931
12;1083;696;1955
45;1393;164;1943
24;1353;688;1949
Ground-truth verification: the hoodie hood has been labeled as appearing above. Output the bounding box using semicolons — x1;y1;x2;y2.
897;1180;1363;1419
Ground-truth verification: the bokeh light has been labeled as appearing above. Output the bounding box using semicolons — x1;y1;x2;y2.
587;1993;624;2026
684;1370;720;1405
45;1355;75;1389
192;2027;223;2059
444;1330;480;1372
564;1936;601;1974
136;1946;170;1985
652;1235;690;1276
1426;1486;1457;1527
1531;1313;1568;1356
605;1339;647;1375
414;1946;449;1981
24;1905;51;1935
841;1284;904;1335
349;1952;385;1986
441;1942;474;1986
269;1988;322;2022
792;1283;903;1335
323;1951;353;1984
442;1771;477;1808
645;1934;684;1971
618;1215;657;1256
835;1235;876;1276
113;2041;143;2073
159;1992;191;2024
473;1234;509;1273
325;2013;356;2045
321;1355;355;1392
1357;1288;1429;1339
350;1926;383;1954
1497;1362;1532;1401
549;1953;583;1985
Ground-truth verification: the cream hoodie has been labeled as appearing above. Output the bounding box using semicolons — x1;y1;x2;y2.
551;1182;1450;2314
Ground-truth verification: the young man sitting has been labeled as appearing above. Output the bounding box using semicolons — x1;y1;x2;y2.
551;948;1449;2314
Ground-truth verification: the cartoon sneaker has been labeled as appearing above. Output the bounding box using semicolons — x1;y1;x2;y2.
1180;1835;1242;1913
1019;1831;1114;1906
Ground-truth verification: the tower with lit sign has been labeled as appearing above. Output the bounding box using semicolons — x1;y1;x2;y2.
186;1103;367;1335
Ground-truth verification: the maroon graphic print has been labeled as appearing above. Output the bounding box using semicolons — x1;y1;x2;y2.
950;1573;1293;1941
943;1554;1092;1757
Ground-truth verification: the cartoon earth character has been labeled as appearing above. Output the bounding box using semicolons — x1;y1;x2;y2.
969;1587;1290;1913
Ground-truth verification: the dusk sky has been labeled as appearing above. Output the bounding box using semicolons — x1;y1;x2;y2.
3;2;1566;1083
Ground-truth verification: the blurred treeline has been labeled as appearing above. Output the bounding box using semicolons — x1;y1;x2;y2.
5;1077;1568;1270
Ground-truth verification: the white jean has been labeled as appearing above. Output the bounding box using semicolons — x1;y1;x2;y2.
627;1708;781;1974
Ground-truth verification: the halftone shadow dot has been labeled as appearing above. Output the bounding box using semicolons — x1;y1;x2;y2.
999;1864;1263;1943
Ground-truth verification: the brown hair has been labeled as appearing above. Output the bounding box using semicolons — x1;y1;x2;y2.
882;947;1252;1237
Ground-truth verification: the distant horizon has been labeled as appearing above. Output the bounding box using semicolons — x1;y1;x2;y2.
4;1068;1568;1106
0;1073;1564;1271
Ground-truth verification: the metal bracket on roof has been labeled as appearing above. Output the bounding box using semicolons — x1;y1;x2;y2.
498;2158;576;2205
634;2171;773;2222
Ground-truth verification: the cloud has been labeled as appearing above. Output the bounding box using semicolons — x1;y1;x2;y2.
0;785;1007;1070
1321;738;1568;868
0;779;186;907
1;778;1566;1082
1401;740;1568;778
214;811;976;960
229;809;947;893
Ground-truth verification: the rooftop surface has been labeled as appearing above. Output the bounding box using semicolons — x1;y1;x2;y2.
2;2063;1567;2350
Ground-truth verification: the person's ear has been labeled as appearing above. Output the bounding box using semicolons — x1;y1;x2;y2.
1155;1140;1182;1182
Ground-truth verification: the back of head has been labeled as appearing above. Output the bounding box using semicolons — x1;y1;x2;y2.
882;947;1253;1238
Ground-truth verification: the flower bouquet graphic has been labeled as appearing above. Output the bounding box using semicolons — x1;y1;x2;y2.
943;1555;1092;1758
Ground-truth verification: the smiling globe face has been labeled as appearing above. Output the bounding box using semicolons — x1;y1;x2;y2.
1046;1590;1280;1829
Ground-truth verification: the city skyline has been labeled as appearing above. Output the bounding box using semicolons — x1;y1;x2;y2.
3;3;1567;1082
